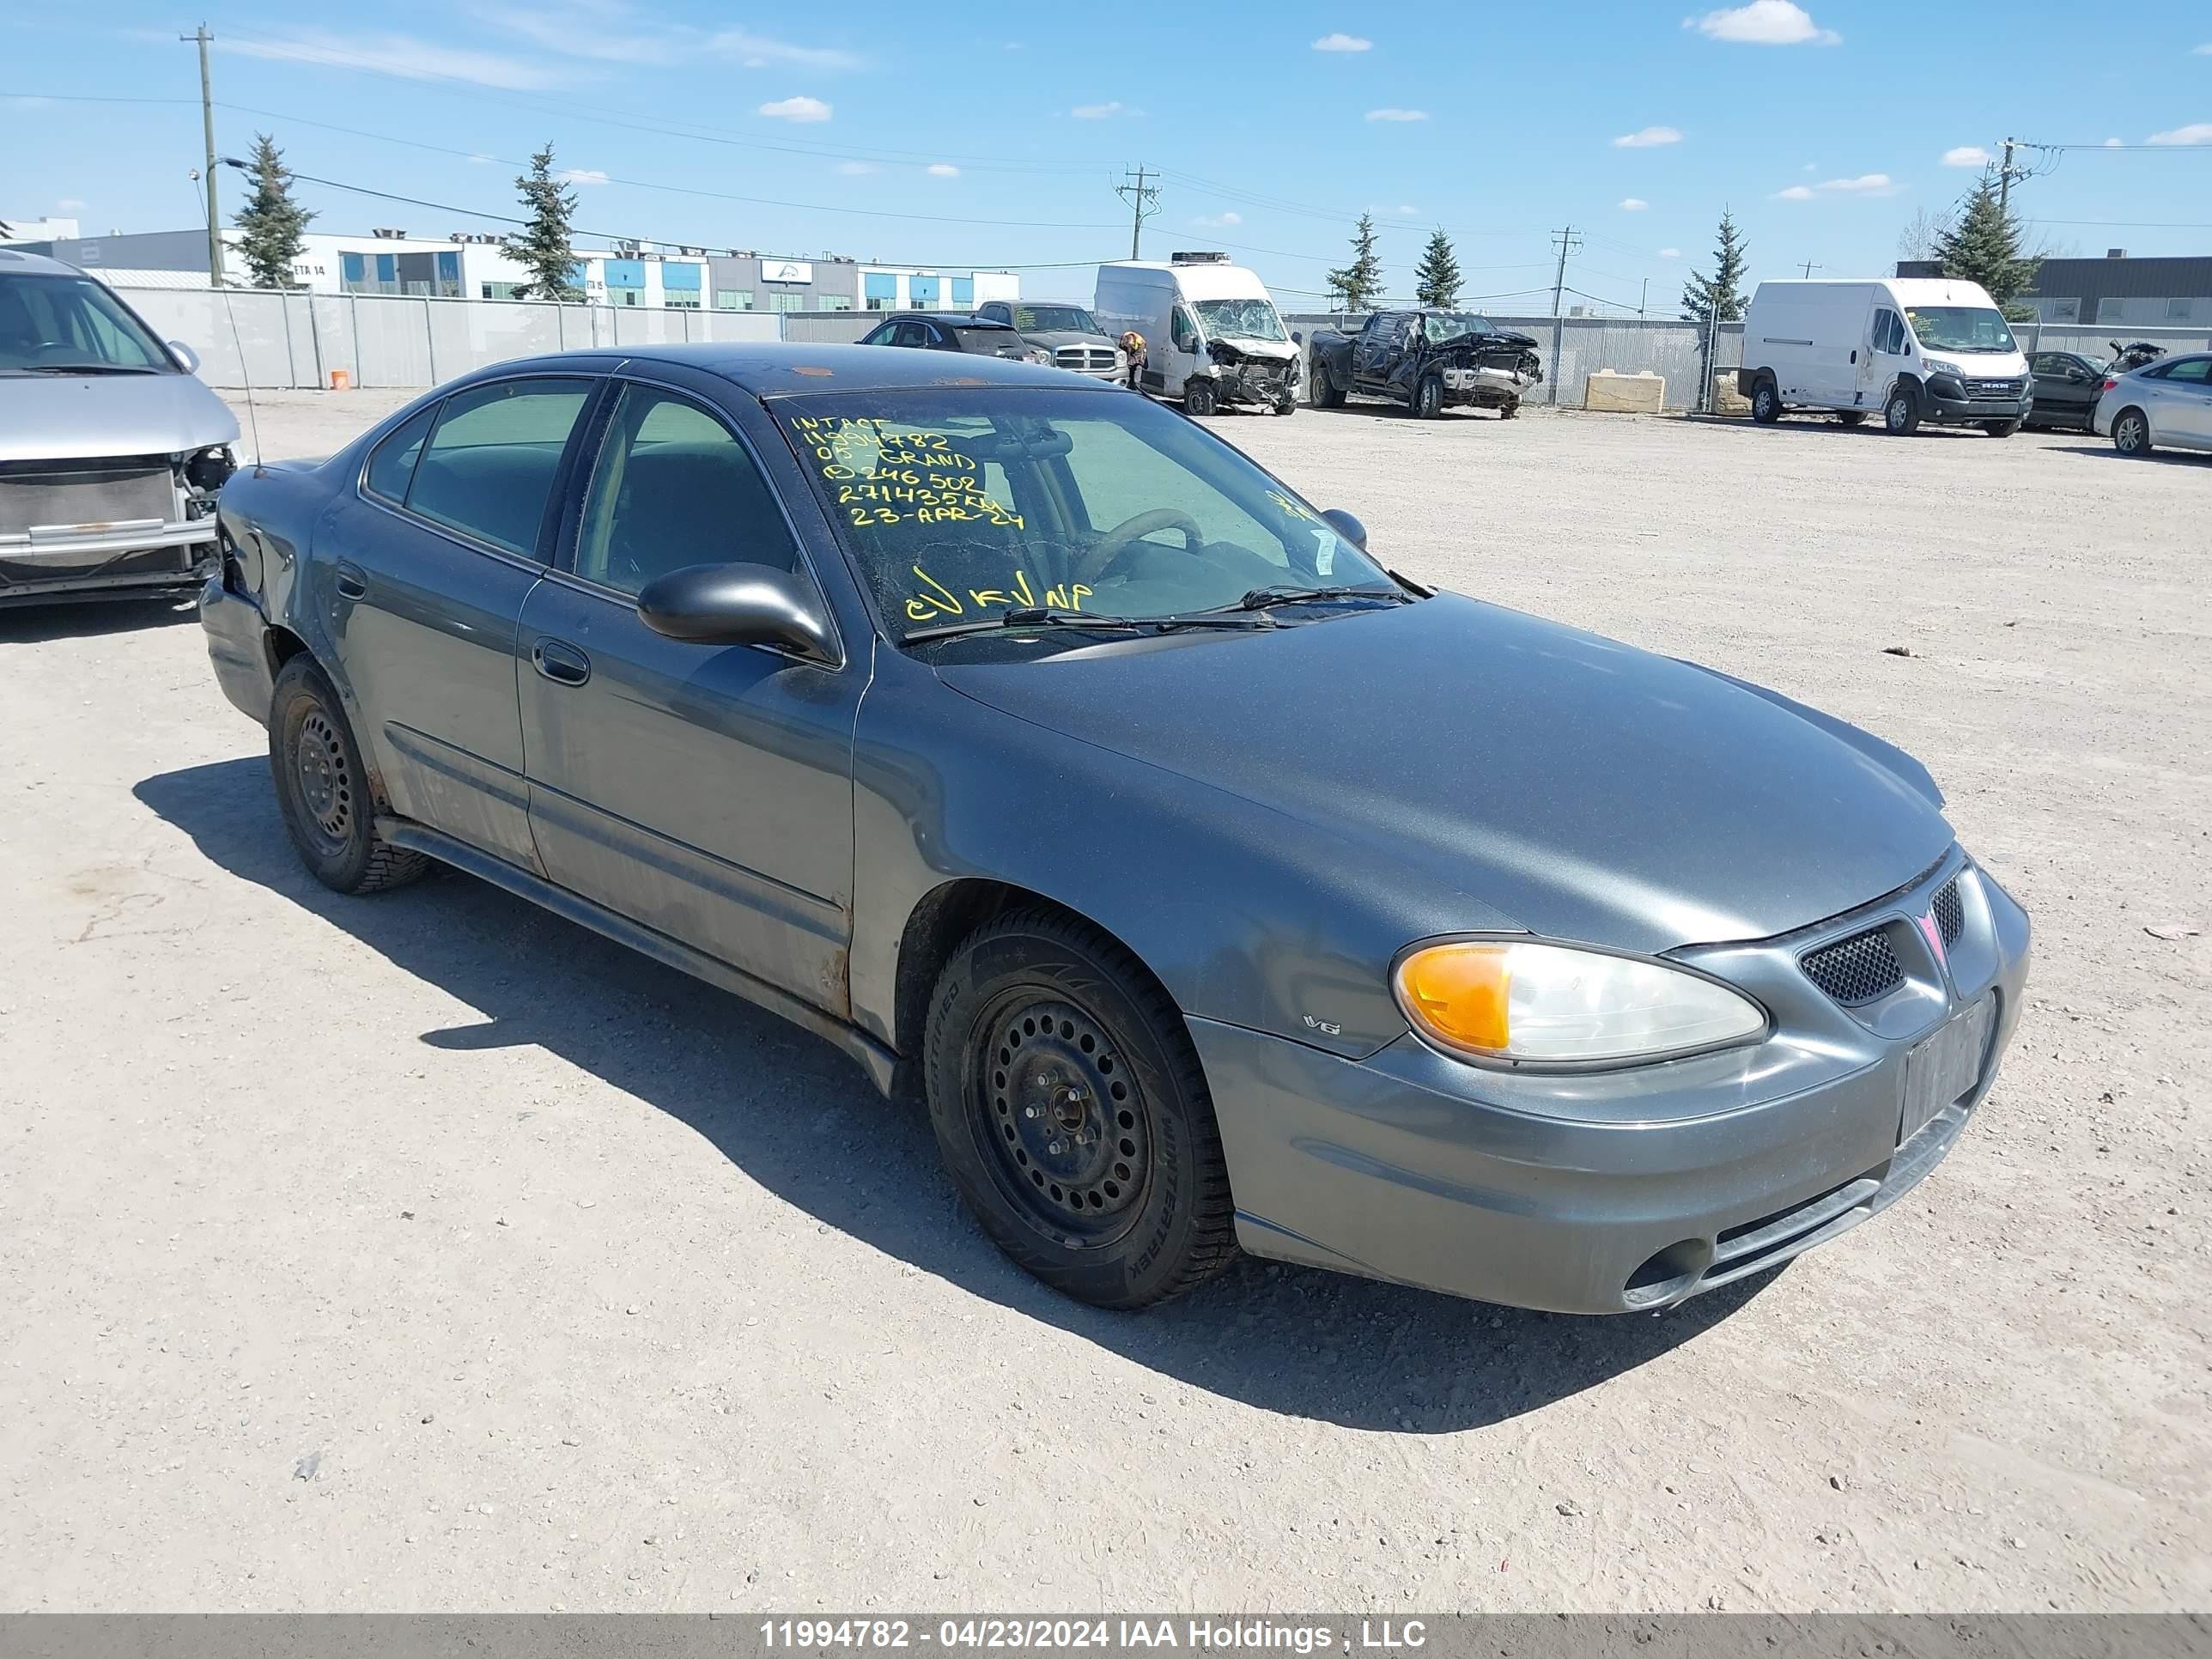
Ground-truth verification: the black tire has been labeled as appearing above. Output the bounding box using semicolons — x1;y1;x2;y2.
2112;408;2153;457
1838;410;1869;427
1273;395;1297;416
1498;398;1518;420
1982;418;2022;438
1183;378;1218;417
1883;384;1922;435
1750;380;1782;424
923;907;1237;1310
1413;375;1444;419
268;655;428;895
1310;367;1346;408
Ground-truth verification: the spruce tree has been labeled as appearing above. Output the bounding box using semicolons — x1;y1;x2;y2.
511;144;583;302
1413;229;1462;309
1932;170;2040;314
231;132;315;289
1326;213;1383;314
1680;208;1749;332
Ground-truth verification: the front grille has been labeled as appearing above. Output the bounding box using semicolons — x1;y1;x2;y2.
1966;377;2025;399
0;455;179;537
1802;927;1904;1006
1055;346;1115;372
1932;877;1964;947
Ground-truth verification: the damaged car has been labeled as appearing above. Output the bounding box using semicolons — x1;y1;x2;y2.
1;251;238;609
1095;256;1301;416
1306;309;1544;419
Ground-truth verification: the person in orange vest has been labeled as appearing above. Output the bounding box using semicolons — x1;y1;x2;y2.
1118;330;1146;392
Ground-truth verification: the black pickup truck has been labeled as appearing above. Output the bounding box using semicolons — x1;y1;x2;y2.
1305;310;1544;418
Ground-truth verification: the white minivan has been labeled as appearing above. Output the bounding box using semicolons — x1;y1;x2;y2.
1736;277;2033;436
1094;254;1300;416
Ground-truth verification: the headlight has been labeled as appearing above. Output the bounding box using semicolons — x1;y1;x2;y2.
1393;939;1766;1066
1921;358;1963;380
1024;346;1053;366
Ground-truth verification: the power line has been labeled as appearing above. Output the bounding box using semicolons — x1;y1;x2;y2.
1114;167;1159;261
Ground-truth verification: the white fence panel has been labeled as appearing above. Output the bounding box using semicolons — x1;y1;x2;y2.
781;313;878;345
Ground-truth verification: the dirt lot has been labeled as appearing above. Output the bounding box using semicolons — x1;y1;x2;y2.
3;387;2206;1614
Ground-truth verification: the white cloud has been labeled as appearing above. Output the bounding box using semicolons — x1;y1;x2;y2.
472;3;681;65
1071;100;1123;118
1312;32;1371;52
2195;42;2211;54
1619;197;1650;211
757;95;832;123
58;197;87;210
1942;144;1990;167
556;167;609;185
2103;137;2123;148
222;29;575;90
1658;247;1682;258
927;163;960;178
1365;107;1428;122
1686;2;1840;45
1773;185;1816;200
2148;123;2212;145
836;161;878;176
1613;125;1683;148
1194;211;1243;228
1776;173;1900;200
1802;161;1818;172
710;28;860;70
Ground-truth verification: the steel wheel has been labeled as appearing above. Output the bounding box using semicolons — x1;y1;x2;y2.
292;708;355;857
974;995;1148;1241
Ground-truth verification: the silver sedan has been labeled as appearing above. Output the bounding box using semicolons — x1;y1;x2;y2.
2094;351;2212;457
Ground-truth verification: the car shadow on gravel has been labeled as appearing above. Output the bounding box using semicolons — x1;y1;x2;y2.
0;595;200;643
136;756;1775;1436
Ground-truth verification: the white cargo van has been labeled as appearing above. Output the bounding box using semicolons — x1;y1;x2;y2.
1094;254;1300;416
1736;277;2032;436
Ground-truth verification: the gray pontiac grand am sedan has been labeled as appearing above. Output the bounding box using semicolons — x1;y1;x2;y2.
200;343;2031;1314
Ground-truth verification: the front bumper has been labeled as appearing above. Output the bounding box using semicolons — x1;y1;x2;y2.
1194;853;2031;1314
1209;362;1300;406
0;520;217;608
1923;393;2027;423
199;570;275;724
1441;366;1533;406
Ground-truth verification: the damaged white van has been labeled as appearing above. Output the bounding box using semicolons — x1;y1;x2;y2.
1094;254;1300;416
1737;277;2032;436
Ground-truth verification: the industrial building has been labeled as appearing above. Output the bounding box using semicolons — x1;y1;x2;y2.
1898;251;2212;326
20;227;1018;313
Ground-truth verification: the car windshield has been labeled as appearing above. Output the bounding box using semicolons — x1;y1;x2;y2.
1904;306;2018;354
0;273;174;374
1010;305;1101;334
776;387;1388;645
1421;313;1496;343
1192;298;1286;342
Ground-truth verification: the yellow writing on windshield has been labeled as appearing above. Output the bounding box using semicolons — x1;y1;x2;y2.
902;565;1093;623
1266;489;1316;523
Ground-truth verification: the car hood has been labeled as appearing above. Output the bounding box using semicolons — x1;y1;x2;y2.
1019;329;1118;350
0;370;239;463
935;593;1954;953
1207;337;1299;364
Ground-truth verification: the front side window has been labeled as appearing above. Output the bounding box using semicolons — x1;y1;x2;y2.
364;402;440;503
1903;306;2017;354
776;388;1389;642
404;377;592;557
575;385;799;595
0;275;173;374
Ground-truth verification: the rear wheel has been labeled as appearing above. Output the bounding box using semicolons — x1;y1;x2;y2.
1498;398;1519;420
1413;375;1444;419
1750;380;1782;424
2113;409;2152;456
923;908;1237;1310
1982;418;2022;438
1883;385;1922;435
268;656;428;895
1182;378;1218;417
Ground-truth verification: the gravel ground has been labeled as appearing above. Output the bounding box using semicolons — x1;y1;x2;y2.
2;387;2206;1614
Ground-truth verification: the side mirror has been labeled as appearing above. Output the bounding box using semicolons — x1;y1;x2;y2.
1321;507;1368;550
636;562;835;659
168;340;202;374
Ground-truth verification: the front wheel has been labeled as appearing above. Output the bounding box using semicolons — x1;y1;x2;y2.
1750;381;1781;424
1498;398;1518;420
1182;378;1218;417
268;656;428;895
1883;386;1922;434
923;908;1237;1310
1413;375;1444;419
2112;409;2152;456
1982;418;2022;438
1310;368;1346;408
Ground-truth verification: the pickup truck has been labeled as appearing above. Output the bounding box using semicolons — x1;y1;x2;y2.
1305;310;1543;419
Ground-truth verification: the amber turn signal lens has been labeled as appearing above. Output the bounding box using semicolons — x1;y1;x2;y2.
1395;944;1513;1053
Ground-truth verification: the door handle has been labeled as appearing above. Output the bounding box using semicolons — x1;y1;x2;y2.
1850;349;1859;364
531;638;592;687
333;562;368;600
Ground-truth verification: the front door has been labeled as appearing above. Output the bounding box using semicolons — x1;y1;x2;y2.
2152;357;2212;446
518;376;859;1008
1354;313;1408;394
325;374;598;868
1860;305;1912;410
1164;303;1206;396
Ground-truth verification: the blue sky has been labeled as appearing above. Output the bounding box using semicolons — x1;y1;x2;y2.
9;0;2210;313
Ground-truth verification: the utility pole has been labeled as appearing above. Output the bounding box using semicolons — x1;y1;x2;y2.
1638;276;1649;319
181;22;223;286
1549;225;1580;315
1996;137;2027;215
1115;166;1159;261
1799;261;1820;279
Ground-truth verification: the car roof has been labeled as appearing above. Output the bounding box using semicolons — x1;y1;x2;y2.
0;249;88;277
878;312;1012;328
472;341;1108;398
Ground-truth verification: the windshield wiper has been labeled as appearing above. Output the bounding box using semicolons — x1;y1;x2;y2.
1206;584;1414;614
21;362;161;375
902;605;1275;645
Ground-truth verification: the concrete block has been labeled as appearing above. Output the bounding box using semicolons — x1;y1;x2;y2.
1584;369;1667;414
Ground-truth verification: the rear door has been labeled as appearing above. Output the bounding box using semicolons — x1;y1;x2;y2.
327;374;599;867
517;369;860;1004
